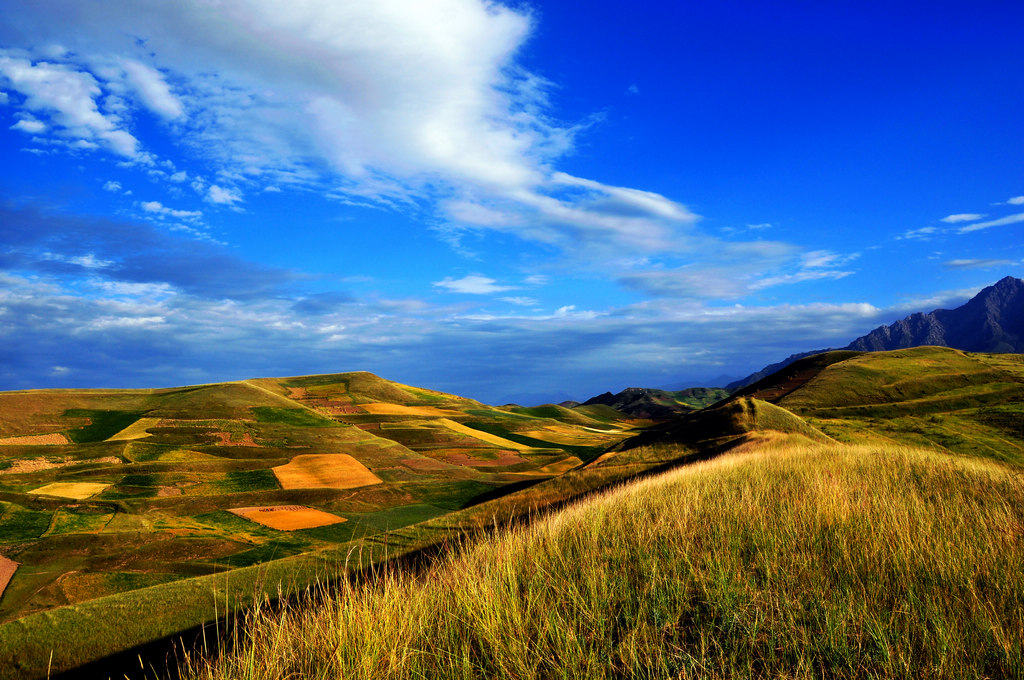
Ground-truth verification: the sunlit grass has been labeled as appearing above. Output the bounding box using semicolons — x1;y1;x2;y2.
180;440;1024;679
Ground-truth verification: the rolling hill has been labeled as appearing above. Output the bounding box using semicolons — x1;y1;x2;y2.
1;348;1023;678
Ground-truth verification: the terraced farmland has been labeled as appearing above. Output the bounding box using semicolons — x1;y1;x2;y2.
0;371;640;629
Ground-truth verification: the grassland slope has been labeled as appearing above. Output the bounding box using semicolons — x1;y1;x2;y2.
179;441;1024;680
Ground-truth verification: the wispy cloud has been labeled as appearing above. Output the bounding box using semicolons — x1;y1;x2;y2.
940;213;985;223
943;258;1014;269
957;212;1024;233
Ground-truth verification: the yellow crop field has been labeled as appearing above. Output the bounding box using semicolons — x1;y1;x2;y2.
28;482;111;500
360;403;454;417
273;454;383;490
437;418;533;451
229;505;346;531
105;417;162;441
0;433;69;445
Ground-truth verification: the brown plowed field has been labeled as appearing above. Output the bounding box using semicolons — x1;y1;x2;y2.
445;450;527;467
0;555;17;601
229;505;346;531
273;454;383;490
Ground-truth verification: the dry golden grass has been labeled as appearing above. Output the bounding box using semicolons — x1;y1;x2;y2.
0;433;69;446
105;417;161;441
182;441;1024;680
229;505;346;531
360;403;453;417
272;454;382;490
28;482;110;500
437;418;533;451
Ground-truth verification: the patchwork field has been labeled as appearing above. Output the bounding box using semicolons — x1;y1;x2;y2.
0;370;639;643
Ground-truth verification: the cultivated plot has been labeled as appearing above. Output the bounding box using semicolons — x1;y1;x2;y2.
273;454;383;490
229;505;347;531
27;482;111;500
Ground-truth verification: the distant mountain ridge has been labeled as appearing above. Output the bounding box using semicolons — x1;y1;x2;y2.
581;386;729;419
727;275;1024;391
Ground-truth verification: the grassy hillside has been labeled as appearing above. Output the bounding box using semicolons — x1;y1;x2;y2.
743;347;1024;464
178;440;1024;680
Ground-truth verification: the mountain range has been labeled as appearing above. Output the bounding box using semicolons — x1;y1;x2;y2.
725;275;1024;391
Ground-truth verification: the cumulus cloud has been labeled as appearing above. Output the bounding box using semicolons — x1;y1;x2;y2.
10;117;45;133
0;0;714;263
206;184;242;205
0;52;140;156
1005;196;1024;205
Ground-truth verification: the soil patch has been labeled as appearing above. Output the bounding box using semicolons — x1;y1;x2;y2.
0;455;120;475
0;555;17;601
213;432;259;447
229;505;346;531
28;482;111;500
445;450;527;467
0;433;69;446
273;454;382;490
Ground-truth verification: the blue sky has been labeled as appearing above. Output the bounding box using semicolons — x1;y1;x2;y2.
1;1;1022;404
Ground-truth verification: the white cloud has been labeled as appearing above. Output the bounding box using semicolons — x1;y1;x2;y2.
103;180;122;192
433;274;515;294
940;213;985;223
746;222;772;230
121;59;184;120
207;184;242;205
169;171;187;182
0;0;713;263
1007;196;1024;205
10;117;45;133
626;84;639;95
958;212;1024;233
0;52;140;156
